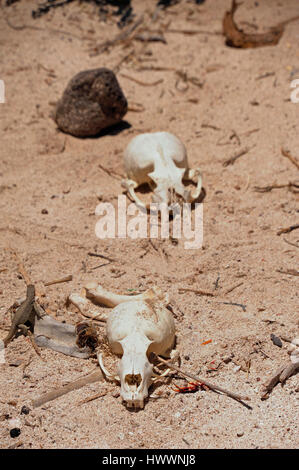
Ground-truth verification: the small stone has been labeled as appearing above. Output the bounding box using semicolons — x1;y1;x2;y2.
223;356;232;364
54;68;128;137
41;208;48;214
270;334;282;348
10;428;21;438
20;405;30;415
237;431;244;437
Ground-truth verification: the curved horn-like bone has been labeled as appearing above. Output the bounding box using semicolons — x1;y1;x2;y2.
184;167;202;202
121;178;150;210
97;352;120;382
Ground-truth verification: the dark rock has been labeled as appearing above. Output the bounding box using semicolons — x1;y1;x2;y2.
10;428;21;438
54;68;128;137
270;333;282;348
20;405;30;415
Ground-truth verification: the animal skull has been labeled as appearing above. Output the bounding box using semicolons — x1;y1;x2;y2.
69;283;175;408
122;131;202;208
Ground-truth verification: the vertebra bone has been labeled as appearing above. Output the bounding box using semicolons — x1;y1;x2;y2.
122;131;202;208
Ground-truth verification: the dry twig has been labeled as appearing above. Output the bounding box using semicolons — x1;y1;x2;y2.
262;362;299;399
283;238;299;249
90;16;144;56
276;269;299;277
254;182;299;193
154;354;251;407
223;147;250;167
224;282;244;295
277;224;299;236
120;73;163;87
178;287;214;297
281;147;299;171
44;275;73;287
77;390;108;406
32;369;104;408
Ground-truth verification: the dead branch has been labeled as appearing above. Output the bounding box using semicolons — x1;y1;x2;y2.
77;390;108;406
178;287;214;297
254;182;299;193
127;102;145;112
32;369;104;408
167;28;222;36
261;362;299;399
88;252;116;263
98;164;122;181
223;147;250;167
224;282;244;294
283;238;299;249
120;73;164;87
277;269;299;277
44;275;73;287
281;147;299;171
154;354;251;407
277;224;299;236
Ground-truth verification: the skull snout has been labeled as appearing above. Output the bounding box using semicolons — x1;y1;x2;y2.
118;352;153;409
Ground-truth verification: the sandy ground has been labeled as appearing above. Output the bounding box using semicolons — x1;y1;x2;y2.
0;0;298;450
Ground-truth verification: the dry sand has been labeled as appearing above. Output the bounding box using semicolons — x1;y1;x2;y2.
0;0;298;449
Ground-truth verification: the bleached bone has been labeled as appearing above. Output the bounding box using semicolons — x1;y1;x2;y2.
68;292;108;321
69;284;175;408
289;337;299;364
84;281;149;307
122;131;202;208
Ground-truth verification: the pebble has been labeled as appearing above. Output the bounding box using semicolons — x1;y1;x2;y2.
54;68;127;137
20;405;30;415
10;428;21;438
270;334;282;348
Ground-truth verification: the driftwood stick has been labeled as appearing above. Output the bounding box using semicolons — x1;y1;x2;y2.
178;287;214;297
279;362;299;383
44;275;73;286
154;354;251;405
277;224;299;236
261;362;299;398
32;369;104;408
87;252;116;262
224;282;244;294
